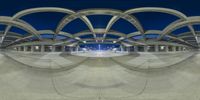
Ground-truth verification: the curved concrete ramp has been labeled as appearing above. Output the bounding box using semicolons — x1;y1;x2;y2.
0;52;200;100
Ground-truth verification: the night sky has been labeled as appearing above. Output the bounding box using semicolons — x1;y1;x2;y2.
0;0;200;36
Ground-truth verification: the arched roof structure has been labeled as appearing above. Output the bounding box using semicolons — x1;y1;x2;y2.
0;7;199;48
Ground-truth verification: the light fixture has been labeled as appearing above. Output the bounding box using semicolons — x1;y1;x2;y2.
75;37;80;40
119;37;125;40
160;46;165;50
35;46;39;50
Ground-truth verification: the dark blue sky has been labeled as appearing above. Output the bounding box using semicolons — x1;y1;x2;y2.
0;0;200;35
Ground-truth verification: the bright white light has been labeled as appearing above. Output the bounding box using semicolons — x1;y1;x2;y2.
119;37;125;40
112;48;117;51
83;41;86;43
75;37;80;40
35;46;39;50
113;41;116;43
82;48;87;51
160;46;165;50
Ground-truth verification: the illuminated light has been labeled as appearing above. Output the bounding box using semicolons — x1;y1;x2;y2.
75;37;80;40
160;46;165;50
113;41;117;43
82;48;87;51
119;37;125;40
35;46;39;50
83;41;87;43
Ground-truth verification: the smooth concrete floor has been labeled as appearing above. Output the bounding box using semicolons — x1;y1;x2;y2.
0;51;200;100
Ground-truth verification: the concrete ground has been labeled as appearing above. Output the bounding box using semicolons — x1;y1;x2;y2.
0;51;200;100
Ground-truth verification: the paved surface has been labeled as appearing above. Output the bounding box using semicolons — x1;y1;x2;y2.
71;51;129;58
0;51;200;100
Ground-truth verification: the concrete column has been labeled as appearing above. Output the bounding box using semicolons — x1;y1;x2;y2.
134;46;138;52
52;45;55;52
178;46;182;51
16;47;18;51
127;47;130;52
41;45;45;53
120;45;124;52
76;46;79;52
155;45;159;52
24;46;27;52
62;46;65;52
166;45;169;52
144;45;148;52
31;45;34;52
172;46;176;52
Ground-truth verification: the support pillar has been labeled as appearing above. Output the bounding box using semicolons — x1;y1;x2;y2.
134;46;138;52
76;46;79;52
31;45;34;52
52;45;55;52
178;46;182;51
172;46;176;52
62;46;65;52
144;45;148;52
166;45;169;52
24;46;27;52
155;45;159;52
120;45;124;52
41;45;45;53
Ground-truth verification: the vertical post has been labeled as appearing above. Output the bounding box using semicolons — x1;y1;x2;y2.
76;45;79;52
178;46;182;51
24;46;27;52
144;45;148;52
41;45;45;53
31;45;34;52
155;45;159;52
134;46;138;52
166;45;169;52
120;45;123;52
172;46;176;52
62;45;65;52
52;45;55;52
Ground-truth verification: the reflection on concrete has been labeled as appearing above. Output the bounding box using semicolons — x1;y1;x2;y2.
71;51;129;58
0;51;200;100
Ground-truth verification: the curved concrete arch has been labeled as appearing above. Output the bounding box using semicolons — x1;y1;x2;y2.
37;30;73;38
2;7;76;44
0;16;40;40
56;9;144;39
105;7;197;43
127;30;163;38
82;38;118;42
0;31;23;37
160;17;200;39
124;30;193;46
0;35;21;40
179;35;196;39
7;30;75;46
74;29;126;37
178;31;200;36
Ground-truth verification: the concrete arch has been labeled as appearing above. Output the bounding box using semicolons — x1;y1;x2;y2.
73;29;126;37
105;7;197;43
0;16;40;40
1;7;76;44
124;30;193;46
159;17;200;39
6;30;75;46
55;9;144;39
